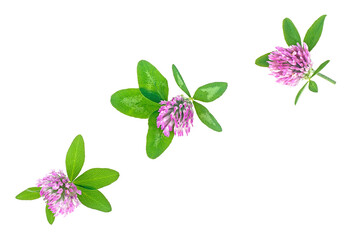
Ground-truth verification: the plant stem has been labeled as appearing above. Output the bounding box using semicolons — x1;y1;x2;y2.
316;72;336;84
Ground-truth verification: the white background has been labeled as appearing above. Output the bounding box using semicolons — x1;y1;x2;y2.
0;0;350;239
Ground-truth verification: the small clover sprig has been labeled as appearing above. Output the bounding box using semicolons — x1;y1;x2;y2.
255;15;336;105
16;135;119;224
111;60;227;159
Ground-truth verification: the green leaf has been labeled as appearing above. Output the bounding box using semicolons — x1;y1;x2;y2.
137;60;169;103
74;168;119;190
294;82;308;105
77;186;112;212
146;111;174;159
66;135;85;181
283;18;301;46
111;88;160;119
46;205;55;225
311;60;330;78
16;187;41;200
303;15;327;51
193;101;222;132
308;80;318;93
193;82;228;102
255;53;271;67
172;64;191;97
316;72;336;84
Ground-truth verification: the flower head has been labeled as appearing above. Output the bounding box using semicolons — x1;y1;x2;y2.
37;170;81;216
157;95;194;137
268;42;312;86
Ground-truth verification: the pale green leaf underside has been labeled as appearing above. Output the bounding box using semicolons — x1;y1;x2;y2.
316;72;336;84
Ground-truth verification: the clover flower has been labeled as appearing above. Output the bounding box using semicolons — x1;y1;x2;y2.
255;15;336;105
111;60;227;158
37;170;81;216
268;43;312;86
16;135;119;224
157;95;194;137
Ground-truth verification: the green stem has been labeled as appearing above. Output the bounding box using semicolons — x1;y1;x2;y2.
316;72;336;84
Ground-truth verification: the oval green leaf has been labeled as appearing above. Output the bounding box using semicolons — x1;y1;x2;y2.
15;187;41;200
308;80;318;93
74;168;119;190
172;64;191;97
303;15;327;51
311;60;330;78
111;88;160;119
137;60;169;103
193;82;228;102
193;101;222;132
77;186;112;212
66;135;85;181
283;18;301;46
255;53;271;67
294;82;308;105
46;205;55;225
146;111;174;159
